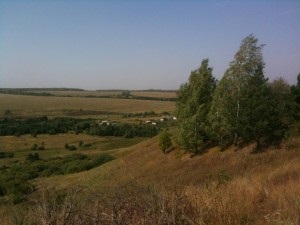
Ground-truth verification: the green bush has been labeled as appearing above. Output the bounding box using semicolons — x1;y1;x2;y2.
6;180;35;204
37;146;45;150
83;143;92;147
0;182;6;196
0;151;14;158
26;153;40;161
31;144;38;150
65;143;77;150
159;130;172;154
0;152;115;203
68;145;77;151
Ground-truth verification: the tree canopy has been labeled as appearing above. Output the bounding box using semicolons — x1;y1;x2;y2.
177;35;292;152
176;59;217;153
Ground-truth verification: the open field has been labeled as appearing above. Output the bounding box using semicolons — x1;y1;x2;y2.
29;90;122;97
8;89;178;98
132;91;177;98
0;93;175;118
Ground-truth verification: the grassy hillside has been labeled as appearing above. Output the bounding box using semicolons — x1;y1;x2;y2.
3;135;297;224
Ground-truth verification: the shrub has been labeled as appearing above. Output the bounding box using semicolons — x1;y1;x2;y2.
68;145;77;151
31;144;38;151
83;143;92;147
89;154;115;167
159;130;172;154
0;151;14;158
65;143;77;151
37;146;45;150
27;153;39;161
0;182;6;196
6;180;35;204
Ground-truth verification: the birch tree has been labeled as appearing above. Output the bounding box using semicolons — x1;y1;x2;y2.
209;35;281;148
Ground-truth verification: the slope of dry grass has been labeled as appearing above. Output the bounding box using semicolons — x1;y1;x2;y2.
18;135;299;225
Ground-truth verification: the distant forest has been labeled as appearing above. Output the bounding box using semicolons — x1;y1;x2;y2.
0;88;177;101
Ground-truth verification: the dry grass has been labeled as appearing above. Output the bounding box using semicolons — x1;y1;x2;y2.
1;127;299;224
132;91;177;98
26;90;177;98
20;136;300;225
0;93;175;117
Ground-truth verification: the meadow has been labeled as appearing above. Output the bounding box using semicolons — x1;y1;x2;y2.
0;91;299;224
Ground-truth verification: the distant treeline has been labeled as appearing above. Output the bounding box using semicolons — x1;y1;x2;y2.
0;117;158;138
84;95;176;101
130;95;177;101
0;88;84;92
0;89;55;96
0;88;177;101
0;88;84;97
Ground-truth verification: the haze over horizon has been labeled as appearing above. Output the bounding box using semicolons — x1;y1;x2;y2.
1;0;300;90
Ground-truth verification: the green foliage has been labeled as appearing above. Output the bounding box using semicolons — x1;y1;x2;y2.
65;143;77;151
32;143;45;151
291;73;300;120
0;152;115;203
4;109;12;116
122;111;157;118
9;181;35;204
209;34;284;149
83;143;92;147
89;122;158;138
122;90;131;98
0;151;14;158
27;153;40;161
159;130;172;154
37;146;45;150
0;117;157;138
176;59;217;153
0;117;93;136
271;77;295;125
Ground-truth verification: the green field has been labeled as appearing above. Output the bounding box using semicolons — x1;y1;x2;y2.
0;134;146;164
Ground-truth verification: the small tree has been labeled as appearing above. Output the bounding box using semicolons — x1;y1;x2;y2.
27;153;39;161
122;90;131;98
31;144;38;151
4;109;12;116
159;130;172;154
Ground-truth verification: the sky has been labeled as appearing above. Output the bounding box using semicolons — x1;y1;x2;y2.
0;0;300;90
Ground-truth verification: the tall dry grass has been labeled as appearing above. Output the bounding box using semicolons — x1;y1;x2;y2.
3;137;300;225
6;165;299;225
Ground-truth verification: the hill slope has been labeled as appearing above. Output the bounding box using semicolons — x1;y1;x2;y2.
28;135;300;224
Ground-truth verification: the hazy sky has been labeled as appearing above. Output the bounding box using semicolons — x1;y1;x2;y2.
1;0;300;90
